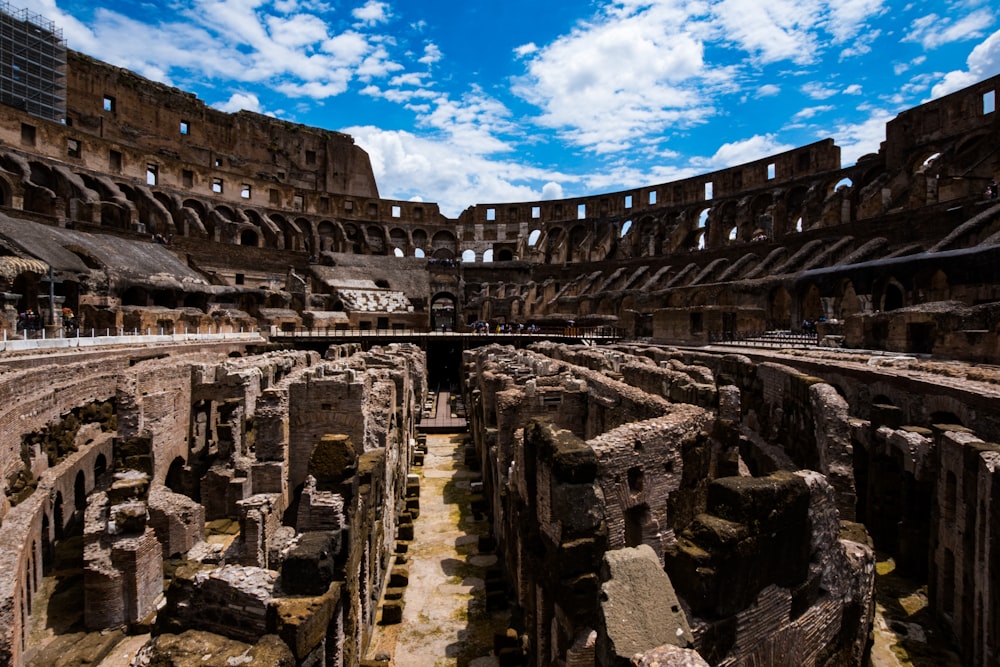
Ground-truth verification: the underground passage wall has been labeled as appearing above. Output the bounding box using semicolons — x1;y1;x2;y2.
462;341;1000;666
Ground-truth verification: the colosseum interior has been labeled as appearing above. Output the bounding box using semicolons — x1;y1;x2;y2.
0;4;998;667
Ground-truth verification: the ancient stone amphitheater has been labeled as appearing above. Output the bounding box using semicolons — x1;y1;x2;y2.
0;5;997;667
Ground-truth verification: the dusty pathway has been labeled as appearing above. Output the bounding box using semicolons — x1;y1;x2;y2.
369;432;509;667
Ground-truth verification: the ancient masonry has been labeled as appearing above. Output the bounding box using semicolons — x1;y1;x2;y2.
0;3;998;667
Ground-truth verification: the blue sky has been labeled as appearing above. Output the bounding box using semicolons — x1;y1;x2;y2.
17;0;1000;217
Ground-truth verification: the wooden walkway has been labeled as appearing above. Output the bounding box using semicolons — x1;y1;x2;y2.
417;391;468;433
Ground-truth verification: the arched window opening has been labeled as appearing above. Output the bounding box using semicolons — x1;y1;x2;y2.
728;227;737;242
414;248;425;258
483;249;494;263
165;457;186;494
393;247;404;257
620;220;632;237
920;153;941;170
461;249;476;263
795;216;803;232
497;249;514;262
527;229;541;247
697;208;709;228
240;229;258;247
74;470;86;514
94;454;107;482
834;177;853;192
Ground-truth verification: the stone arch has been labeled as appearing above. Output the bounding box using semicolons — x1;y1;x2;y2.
389;227;409;252
874;276;906;312
749;192;774;239
94;453;107;482
243;210;274;248
482;248;494;263
240;229;259;247
53;491;64;539
768;286;792;329
411;228;429;255
343;222;363;253
270;214;303;251
431;230;458;258
596;297;616;316
830;177;853;196
121;285;149;307
165;456;186;494
496;248;514;261
74;470;86;515
24;161;60;216
569;224;589;262
800;283;824;324
316;220;337;252
179;198;208;237
635;217;658;257
912;265;948;304
461;249;477;263
545;226;566;264
714;200;738;246
836;279;862;320
783;186;809;236
366;224;387;254
0;174;13;207
431;291;457;330
269;213;290;249
929;410;963;427
295;217;314;254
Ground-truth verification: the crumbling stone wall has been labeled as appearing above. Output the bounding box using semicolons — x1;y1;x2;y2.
929;429;1000;664
0;340;424;667
464;342;877;667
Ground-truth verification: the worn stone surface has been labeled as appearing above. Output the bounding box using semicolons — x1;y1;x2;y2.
142;630;295;667
598;544;693;666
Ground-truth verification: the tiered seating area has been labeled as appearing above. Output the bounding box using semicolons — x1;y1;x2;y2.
336;288;413;313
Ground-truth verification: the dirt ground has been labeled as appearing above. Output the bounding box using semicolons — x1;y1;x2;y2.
367;432;511;667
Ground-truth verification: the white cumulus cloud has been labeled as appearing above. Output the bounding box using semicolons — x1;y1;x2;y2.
931;29;1000;98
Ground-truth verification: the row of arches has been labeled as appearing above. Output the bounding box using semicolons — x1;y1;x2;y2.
0;125;993;268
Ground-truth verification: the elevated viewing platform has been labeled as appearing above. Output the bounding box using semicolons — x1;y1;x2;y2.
268;326;622;348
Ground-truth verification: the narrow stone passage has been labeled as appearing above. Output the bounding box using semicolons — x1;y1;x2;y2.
368;432;510;667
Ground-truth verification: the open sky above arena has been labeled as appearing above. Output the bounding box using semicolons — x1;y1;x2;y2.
18;0;1000;217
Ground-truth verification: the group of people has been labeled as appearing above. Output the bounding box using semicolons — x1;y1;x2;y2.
16;309;42;332
801;316;830;334
469;321;538;334
15;307;79;335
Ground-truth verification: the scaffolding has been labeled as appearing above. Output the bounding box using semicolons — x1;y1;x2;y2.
0;1;65;122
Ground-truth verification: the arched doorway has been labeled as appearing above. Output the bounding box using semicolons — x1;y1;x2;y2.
768;286;792;330
431;292;457;331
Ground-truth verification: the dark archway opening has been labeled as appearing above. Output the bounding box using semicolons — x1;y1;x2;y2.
431;293;457;332
884;283;904;311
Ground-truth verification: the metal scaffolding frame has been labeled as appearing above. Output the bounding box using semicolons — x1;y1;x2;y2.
0;1;66;122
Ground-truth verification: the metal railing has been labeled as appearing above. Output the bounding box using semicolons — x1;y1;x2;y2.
709;329;820;348
1;326;263;353
271;325;622;341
